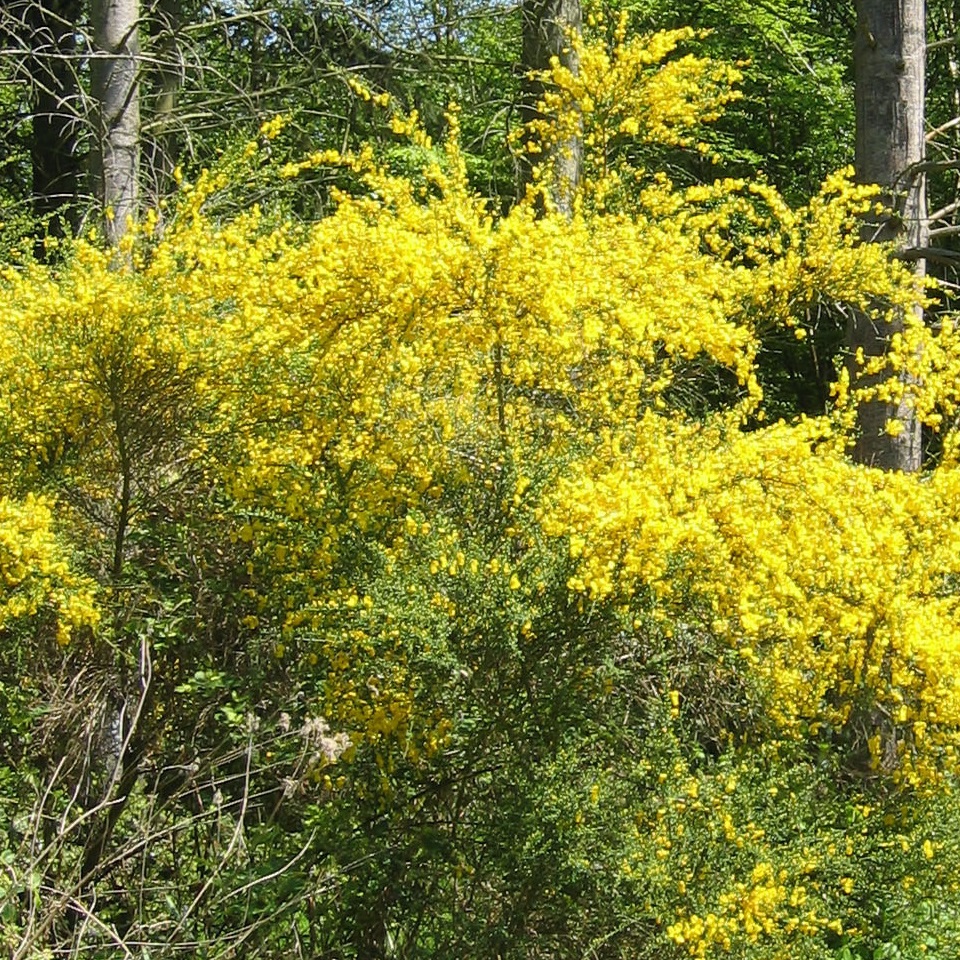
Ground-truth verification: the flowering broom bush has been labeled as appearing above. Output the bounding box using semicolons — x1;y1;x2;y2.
2;22;960;960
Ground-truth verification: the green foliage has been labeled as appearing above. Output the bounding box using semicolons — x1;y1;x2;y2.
2;12;960;960
611;0;854;201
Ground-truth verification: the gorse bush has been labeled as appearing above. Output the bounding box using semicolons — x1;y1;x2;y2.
2;24;960;960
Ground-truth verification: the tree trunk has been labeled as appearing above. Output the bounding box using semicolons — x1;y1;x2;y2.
91;0;141;244
520;0;582;216
5;0;84;252
849;0;926;471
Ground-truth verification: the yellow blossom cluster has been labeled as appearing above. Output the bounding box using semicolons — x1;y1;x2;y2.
0;79;945;767
524;16;743;209
3;25;960;956
0;495;98;645
542;409;960;783
613;741;960;959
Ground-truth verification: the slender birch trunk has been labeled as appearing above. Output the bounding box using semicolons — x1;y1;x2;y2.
91;0;141;244
849;0;926;471
520;0;582;217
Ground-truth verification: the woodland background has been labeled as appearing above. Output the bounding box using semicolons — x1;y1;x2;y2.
3;1;960;958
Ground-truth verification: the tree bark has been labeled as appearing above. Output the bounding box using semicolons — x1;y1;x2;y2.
520;0;582;216
849;0;926;471
4;0;84;251
91;0;141;244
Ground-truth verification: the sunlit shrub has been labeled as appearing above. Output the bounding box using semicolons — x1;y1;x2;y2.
2;22;960;960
